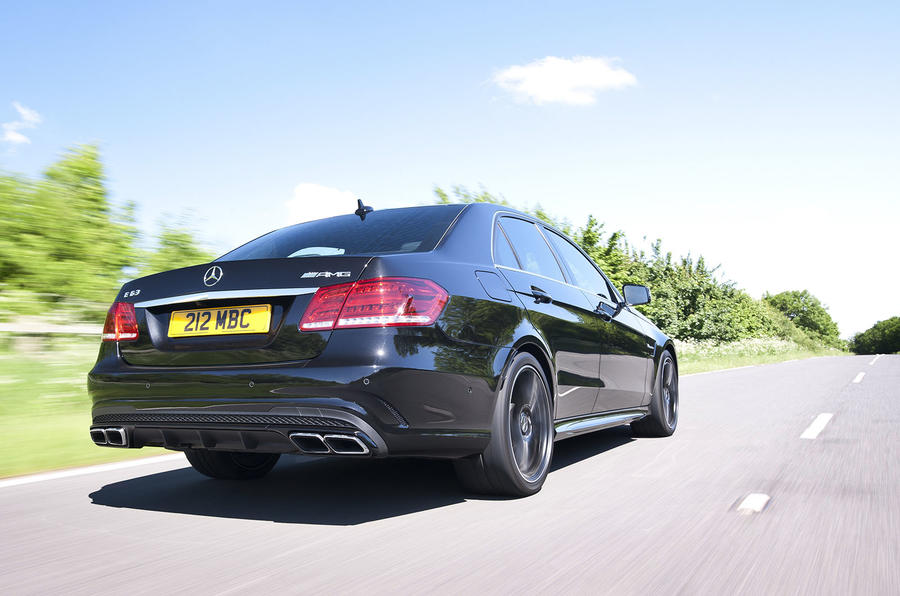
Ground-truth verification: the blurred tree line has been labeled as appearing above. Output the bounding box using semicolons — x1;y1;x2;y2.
850;317;900;354
0;145;214;320
436;185;843;349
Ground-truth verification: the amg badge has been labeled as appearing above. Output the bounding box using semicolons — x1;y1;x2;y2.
301;271;351;278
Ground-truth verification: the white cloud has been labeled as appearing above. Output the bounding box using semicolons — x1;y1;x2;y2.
2;101;42;146
2;129;30;145
13;101;41;126
493;56;637;106
285;183;358;224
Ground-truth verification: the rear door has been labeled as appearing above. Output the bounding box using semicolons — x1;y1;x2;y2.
494;217;601;419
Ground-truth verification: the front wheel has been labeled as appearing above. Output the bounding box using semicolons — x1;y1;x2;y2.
454;352;554;497
184;449;280;480
631;349;678;437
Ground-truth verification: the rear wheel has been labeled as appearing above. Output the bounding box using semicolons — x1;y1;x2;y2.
184;449;280;480
454;352;554;497
631;349;678;437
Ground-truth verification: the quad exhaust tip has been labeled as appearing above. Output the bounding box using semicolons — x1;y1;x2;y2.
289;432;370;455
90;427;128;447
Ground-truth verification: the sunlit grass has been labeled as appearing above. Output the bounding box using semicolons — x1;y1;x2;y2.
677;337;843;375
0;337;158;478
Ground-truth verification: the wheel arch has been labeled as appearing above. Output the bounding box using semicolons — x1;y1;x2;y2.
647;339;678;400
507;336;556;411
662;340;678;370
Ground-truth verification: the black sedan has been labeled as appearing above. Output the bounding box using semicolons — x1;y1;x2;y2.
88;202;678;496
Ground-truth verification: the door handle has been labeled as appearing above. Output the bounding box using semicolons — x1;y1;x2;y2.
530;286;552;304
596;303;615;322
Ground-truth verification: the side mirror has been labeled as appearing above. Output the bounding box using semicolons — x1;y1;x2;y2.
623;284;651;306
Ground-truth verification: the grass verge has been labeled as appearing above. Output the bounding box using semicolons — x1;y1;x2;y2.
0;336;158;478
677;337;843;375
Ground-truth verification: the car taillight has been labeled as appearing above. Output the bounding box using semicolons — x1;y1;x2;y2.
298;282;355;331
102;302;139;341
299;277;448;332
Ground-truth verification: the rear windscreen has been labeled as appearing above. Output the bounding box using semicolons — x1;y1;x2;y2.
217;204;465;262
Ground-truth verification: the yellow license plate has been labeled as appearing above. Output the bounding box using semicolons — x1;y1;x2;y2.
167;304;272;338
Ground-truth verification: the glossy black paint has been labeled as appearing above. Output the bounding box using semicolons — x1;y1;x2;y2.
88;203;675;459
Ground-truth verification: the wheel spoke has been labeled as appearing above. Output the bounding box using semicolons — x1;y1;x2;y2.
512;432;527;466
518;371;538;409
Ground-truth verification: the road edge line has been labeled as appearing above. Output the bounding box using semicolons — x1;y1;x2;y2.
0;454;186;489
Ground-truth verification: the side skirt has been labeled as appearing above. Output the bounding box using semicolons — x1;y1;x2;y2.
553;408;648;441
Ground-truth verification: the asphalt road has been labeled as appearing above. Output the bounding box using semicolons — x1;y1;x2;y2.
1;355;897;594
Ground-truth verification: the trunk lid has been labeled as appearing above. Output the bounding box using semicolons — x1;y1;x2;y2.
118;256;371;366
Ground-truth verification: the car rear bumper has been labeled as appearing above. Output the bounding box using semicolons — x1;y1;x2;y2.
88;329;511;458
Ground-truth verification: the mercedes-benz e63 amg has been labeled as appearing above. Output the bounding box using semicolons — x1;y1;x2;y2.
88;202;679;496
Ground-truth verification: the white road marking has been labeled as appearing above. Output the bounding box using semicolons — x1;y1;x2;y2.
852;372;865;384
800;413;834;440
558;387;580;397
0;454;185;489
685;365;757;377
736;493;770;514
869;355;882;366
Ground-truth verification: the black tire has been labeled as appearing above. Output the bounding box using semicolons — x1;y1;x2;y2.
184;449;280;480
631;349;678;437
454;352;554;497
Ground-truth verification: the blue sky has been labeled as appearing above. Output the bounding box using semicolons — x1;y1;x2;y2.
2;1;898;337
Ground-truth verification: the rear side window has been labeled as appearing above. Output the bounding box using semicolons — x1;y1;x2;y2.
493;223;520;268
217;205;464;261
545;230;610;299
499;217;565;282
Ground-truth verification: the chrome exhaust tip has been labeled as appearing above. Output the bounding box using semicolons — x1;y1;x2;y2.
103;428;127;447
289;432;330;454
90;428;107;445
323;434;369;455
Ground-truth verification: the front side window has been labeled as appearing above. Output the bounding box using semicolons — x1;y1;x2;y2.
545;230;610;299
498;217;565;282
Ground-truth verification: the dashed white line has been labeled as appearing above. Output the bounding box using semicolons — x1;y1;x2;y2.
800;413;834;440
869;355;882;366
737;493;771;514
0;454;185;489
852;372;865;384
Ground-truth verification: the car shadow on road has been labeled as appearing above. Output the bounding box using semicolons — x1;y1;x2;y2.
89;427;634;525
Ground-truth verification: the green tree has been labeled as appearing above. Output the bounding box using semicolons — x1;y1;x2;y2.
575;215;633;288
0;145;137;306
850;317;900;354
764;290;840;343
0;174;34;285
139;222;216;277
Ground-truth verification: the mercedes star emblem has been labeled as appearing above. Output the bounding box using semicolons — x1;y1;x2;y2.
203;265;223;287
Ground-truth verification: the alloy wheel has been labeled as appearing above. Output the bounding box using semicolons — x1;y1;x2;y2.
507;364;553;483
